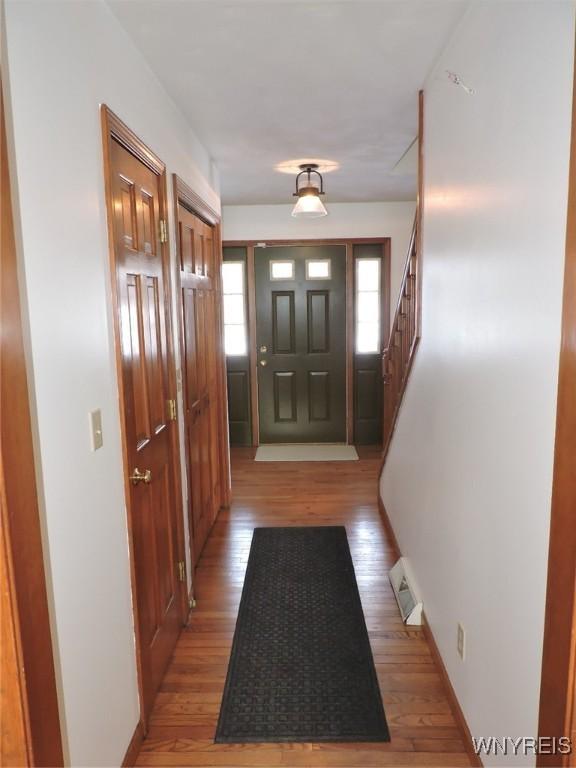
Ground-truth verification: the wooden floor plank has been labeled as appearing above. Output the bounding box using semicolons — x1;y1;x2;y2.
136;447;472;767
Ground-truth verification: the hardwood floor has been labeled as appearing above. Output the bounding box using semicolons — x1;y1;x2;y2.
136;447;472;767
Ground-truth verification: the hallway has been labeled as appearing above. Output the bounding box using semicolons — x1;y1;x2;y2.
135;449;472;767
2;2;575;764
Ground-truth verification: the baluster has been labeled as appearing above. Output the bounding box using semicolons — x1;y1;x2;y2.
395;327;403;386
401;294;409;370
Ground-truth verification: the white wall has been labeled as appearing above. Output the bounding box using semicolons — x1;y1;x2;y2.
380;3;574;764
3;1;219;765
222;202;416;321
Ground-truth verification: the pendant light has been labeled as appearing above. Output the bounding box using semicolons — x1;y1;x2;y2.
291;164;328;218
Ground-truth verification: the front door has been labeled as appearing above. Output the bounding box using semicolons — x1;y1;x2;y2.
255;245;347;443
109;138;182;717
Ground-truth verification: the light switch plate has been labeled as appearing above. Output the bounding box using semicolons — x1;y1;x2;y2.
457;623;466;661
89;409;103;451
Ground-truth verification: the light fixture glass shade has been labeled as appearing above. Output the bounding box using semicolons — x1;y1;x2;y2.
291;192;328;218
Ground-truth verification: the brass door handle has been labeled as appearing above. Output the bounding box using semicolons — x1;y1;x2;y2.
130;468;152;485
260;360;267;367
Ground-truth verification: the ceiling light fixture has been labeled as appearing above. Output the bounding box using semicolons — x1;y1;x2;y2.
291;164;328;218
276;159;339;175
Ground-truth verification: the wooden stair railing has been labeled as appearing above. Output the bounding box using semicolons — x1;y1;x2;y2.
381;213;421;461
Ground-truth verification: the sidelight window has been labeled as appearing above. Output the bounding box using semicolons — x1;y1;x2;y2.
222;261;247;355
355;258;381;353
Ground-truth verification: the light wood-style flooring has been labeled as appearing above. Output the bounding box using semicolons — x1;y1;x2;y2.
136;447;472;767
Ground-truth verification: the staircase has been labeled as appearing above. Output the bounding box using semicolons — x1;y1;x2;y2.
381;213;421;460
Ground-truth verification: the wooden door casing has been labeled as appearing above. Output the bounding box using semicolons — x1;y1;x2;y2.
101;107;187;724
537;51;576;765
175;191;229;568
1;84;64;768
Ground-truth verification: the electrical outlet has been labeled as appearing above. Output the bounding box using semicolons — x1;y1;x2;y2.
457;623;466;661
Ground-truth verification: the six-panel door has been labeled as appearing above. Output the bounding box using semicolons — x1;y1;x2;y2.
255;245;347;443
178;204;223;565
110;139;181;717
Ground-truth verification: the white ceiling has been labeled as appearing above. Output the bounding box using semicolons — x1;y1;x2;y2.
108;0;468;204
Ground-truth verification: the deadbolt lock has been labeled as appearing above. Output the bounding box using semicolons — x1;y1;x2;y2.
130;467;152;485
259;345;267;353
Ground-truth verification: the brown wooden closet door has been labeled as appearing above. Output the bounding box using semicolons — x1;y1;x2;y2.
195;287;214;557
206;290;221;512
181;285;204;563
110;140;181;716
177;204;223;565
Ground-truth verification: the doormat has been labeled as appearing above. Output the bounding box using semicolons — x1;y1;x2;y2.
254;444;359;462
215;526;390;743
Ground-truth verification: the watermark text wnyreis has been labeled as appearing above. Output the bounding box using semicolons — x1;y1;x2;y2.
472;737;572;757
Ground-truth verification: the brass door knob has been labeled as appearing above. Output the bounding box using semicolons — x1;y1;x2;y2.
130;468;152;485
259;360;267;367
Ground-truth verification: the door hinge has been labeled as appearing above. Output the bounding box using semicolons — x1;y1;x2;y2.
167;398;177;421
159;219;168;244
177;561;185;582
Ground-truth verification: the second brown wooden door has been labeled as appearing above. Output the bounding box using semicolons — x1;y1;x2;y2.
177;204;224;565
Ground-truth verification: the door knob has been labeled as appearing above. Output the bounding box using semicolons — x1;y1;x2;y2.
130;468;152;485
259;360;267;367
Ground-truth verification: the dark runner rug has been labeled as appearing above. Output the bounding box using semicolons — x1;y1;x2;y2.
215;526;390;743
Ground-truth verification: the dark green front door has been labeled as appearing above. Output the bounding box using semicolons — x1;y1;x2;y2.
255;245;347;443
